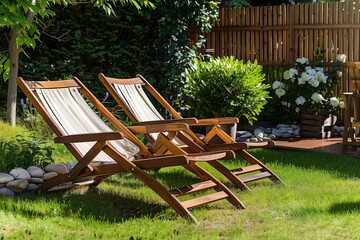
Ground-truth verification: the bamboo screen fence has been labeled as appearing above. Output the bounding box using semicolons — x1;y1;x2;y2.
189;2;360;93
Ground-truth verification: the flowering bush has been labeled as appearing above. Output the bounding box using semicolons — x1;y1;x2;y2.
272;53;345;120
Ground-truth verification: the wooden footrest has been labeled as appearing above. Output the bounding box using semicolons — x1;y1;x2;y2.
48;180;95;191
240;172;272;183
182;191;229;209
231;164;263;176
169;180;217;197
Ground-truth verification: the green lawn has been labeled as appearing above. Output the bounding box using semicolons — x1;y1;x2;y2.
1;148;360;239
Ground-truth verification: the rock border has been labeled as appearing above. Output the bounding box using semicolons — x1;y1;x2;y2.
0;163;72;197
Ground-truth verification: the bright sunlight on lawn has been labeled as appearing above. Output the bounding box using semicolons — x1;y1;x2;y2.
0;147;360;239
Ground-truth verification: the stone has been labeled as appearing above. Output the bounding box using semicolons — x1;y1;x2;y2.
272;129;284;137
263;137;272;141
293;129;300;136
237;131;252;138
43;172;58;180
26;183;39;191
333;125;342;134
282;133;292;138
268;134;276;140
27;166;45;178
265;128;273;134
6;180;28;193
45;163;69;174
254;128;265;138
65;164;73;172
236;137;249;142
0;187;16;197
9;168;31;180
291;124;299;129
250;137;259;142
0;173;15;184
29;178;44;184
276;123;291;129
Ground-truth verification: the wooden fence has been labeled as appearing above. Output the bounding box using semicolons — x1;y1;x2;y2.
189;2;360;93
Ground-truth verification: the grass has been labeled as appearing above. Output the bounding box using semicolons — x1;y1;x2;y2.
1;121;360;239
0;148;360;239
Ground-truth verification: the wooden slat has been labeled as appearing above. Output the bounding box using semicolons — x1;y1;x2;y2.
26;80;78;89
48;180;95;191
132;155;189;169
182;191;228;209
105;77;144;85
231;164;262;176
240;172;272;183
169;180;217;197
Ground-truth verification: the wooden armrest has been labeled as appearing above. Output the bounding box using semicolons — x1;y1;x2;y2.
134;118;198;126
190;117;239;126
133;155;189;169
55;132;124;143
185;150;236;162
128;123;189;134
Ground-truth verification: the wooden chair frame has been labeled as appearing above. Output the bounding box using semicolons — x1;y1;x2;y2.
342;92;360;153
98;73;283;191
17;76;246;223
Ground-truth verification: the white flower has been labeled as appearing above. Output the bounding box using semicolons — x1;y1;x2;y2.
284;68;298;80
295;96;306;105
272;81;285;89
330;97;340;107
298;77;307;85
337;70;342;77
283;70;291;80
339;101;345;108
311;92;325;103
295;107;300;113
308;78;320;87
289;68;298;76
315;71;328;83
275;88;286;98
306;68;316;76
301;72;312;81
337;54;347;63
296;57;309;65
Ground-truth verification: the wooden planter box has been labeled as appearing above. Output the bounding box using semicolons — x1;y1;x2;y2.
300;109;337;139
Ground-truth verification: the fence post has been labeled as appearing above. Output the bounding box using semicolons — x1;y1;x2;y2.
288;5;295;65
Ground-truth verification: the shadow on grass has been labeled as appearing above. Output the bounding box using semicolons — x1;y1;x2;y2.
1;168;229;223
248;148;360;179
328;201;360;214
0;187;169;223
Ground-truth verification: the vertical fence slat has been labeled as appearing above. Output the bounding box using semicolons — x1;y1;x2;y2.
192;2;360;96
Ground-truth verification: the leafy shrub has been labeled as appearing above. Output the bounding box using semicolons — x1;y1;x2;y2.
18;98;54;139
0;134;54;172
183;56;270;124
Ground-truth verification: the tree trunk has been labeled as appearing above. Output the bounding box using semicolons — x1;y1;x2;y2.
6;26;20;126
6;1;35;126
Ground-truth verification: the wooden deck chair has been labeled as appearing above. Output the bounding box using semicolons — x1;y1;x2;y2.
98;73;283;191
17;76;246;222
342;92;360;153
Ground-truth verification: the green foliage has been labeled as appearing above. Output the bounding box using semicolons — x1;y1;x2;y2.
15;1;218;105
139;0;219;105
222;0;250;7
18;98;54;139
0;0;154;62
183;56;270;124
0;133;54;172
